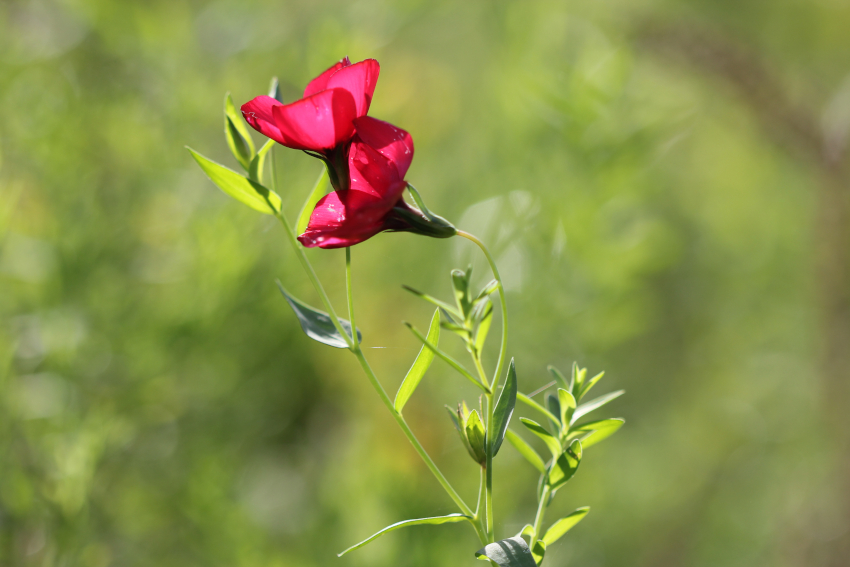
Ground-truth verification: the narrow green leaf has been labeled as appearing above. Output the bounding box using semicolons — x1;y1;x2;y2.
571;363;587;399
490;358;517;456
541;507;590;546
465;409;487;464
546;393;561;429
188;147;280;214
577;371;604;400
477;279;499;300
547;365;570;390
475;537;537;567
402;285;463;320
558;389;576;428
248;139;274;185
404;323;489;393
338;514;471;556
506;429;546;473
394;309;441;412
517;393;560;425
277;282;360;349
296;168;329;236
519;418;561;458
571;390;624;424
268;76;283;102
473;300;493;351
446;405;461;431
548;439;582;490
224;93;255;167
517;524;535;540
568;418;624;449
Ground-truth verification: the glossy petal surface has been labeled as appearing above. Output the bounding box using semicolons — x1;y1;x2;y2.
240;95;286;145
303;56;352;98
271;89;357;151
353;116;414;178
326;59;380;117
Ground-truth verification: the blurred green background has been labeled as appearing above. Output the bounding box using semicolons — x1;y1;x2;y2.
3;0;850;566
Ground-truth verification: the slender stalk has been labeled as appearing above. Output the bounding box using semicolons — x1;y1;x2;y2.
531;485;551;549
345;247;356;341
457;230;508;544
269;155;478;538
456;230;508;387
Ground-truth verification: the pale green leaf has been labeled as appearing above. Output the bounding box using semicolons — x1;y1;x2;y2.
519;418;561;458
338;514;470;556
541;507;590;547
548;439;582;490
571;390;624;424
394;308;440;412
248;139;274;185
517;393;559;425
296;168;329;236
558;389;576;428
490;358;517;456
568;418;625;449
277;282;360;349
187;148;280;214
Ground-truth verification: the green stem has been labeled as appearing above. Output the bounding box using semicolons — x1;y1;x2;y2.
531;485;551;549
456;230;508;388
345;247;355;339
269;155;479;539
485;392;494;541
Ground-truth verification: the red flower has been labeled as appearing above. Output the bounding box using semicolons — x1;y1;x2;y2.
298;116;414;248
240;57;379;153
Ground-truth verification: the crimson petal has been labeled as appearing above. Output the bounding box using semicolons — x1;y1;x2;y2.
303;56;352;98
352;116;414;179
271;88;357;151
241;95;286;145
326;59;380;118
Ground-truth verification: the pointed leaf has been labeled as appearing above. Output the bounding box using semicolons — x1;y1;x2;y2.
277;282;360;349
490;358;517;456
394;308;440;412
517;524;535;540
296;168;330;236
517;393;559;425
452;267;473;318
547;365;570;390
404;323;488;393
548;439;582;490
473;300;493;351
506;429;545;473
541;507;590;547
571;363;586;399
546;393;561;428
477;279;499;300
248;139;274;184
568;418;624;449
519;418;561;458
578;371;605;400
188;148;281;214
268;76;283;102
224;93;255;168
571;390;624;424
338;514;471;556
475;537;537;567
558;389;576;427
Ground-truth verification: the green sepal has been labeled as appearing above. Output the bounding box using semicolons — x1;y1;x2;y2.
338;514;471;557
188;147;280;214
547;439;582;491
541;507;590;546
276;282;360;349
475;536;537;567
465;409;487;464
490;358;517;457
392;184;456;239
394;308;440;412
